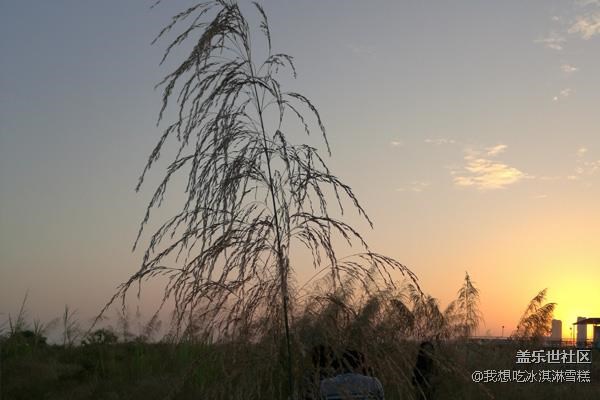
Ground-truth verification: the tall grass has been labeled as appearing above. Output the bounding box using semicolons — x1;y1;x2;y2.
3;285;597;399
512;289;556;340
455;272;483;338
95;1;417;396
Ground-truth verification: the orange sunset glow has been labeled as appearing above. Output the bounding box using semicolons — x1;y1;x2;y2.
1;1;599;398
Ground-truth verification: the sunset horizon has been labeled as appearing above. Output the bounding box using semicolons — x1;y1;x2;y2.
1;1;599;398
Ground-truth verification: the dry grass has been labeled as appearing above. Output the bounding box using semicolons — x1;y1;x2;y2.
95;1;418;396
2;285;597;399
2;333;599;399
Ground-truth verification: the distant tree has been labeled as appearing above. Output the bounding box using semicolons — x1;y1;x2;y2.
99;0;416;396
3;294;56;349
8;330;47;347
82;328;118;345
513;289;555;340
114;306;162;343
31;317;58;347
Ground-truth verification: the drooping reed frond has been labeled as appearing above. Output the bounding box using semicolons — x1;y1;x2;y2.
455;272;483;338
97;1;418;396
513;288;556;339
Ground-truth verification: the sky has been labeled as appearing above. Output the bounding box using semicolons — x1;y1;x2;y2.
1;0;599;339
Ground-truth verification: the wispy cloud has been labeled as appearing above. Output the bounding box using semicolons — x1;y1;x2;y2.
452;145;528;190
537;2;599;81
568;13;600;39
564;147;600;181
539;175;562;181
577;0;600;6
561;64;579;73
485;144;507;156
396;181;430;193
424;138;456;145
390;140;403;147
534;34;566;50
573;147;600;178
553;88;573;101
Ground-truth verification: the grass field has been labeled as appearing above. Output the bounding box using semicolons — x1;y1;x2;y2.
2;333;598;400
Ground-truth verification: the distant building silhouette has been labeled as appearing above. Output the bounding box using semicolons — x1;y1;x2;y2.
576;316;587;347
573;317;600;349
550;319;562;343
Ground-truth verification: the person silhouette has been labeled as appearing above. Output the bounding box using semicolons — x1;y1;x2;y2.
320;349;384;400
412;341;435;400
302;344;336;399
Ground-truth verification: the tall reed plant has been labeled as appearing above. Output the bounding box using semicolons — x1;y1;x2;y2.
99;1;417;396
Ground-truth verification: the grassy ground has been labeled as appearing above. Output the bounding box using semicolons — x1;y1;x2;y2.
434;341;600;399
1;336;598;400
